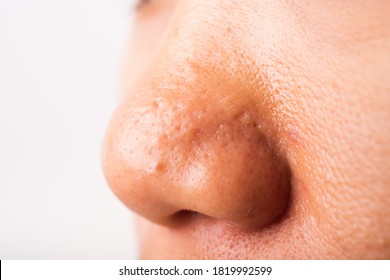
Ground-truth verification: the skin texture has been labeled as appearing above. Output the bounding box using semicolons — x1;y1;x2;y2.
102;0;390;259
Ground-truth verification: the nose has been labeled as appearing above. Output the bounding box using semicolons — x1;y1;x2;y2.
103;82;291;229
102;17;291;231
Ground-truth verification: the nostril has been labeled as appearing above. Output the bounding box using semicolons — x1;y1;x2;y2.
170;210;213;227
173;209;201;220
174;209;199;217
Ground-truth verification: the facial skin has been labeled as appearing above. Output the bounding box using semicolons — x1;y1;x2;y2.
102;0;390;259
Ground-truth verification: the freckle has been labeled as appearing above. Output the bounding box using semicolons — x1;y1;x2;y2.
155;162;166;172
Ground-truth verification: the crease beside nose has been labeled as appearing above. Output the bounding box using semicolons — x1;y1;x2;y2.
103;75;292;229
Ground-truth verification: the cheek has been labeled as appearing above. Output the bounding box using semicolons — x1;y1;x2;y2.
281;54;390;258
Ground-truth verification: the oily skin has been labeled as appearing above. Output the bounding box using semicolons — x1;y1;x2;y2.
103;0;390;259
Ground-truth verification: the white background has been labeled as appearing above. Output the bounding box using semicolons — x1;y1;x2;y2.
0;0;138;259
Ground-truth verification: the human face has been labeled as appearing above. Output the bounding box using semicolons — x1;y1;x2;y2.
103;0;390;259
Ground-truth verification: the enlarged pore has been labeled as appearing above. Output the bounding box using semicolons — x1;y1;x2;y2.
103;87;292;230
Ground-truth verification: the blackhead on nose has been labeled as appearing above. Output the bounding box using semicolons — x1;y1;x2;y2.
103;65;291;230
103;2;291;229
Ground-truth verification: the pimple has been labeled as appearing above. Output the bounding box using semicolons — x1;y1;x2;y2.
284;123;305;148
238;111;257;127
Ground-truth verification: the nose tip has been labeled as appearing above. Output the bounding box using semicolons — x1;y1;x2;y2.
103;86;291;230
